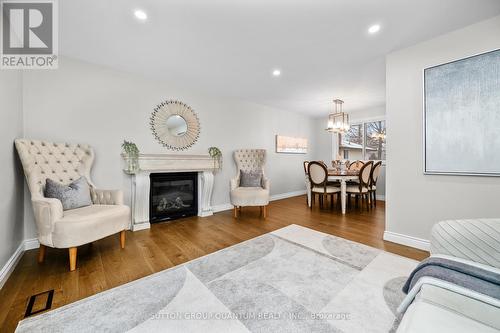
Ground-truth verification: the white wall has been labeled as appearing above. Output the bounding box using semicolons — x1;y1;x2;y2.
21;57;319;238
385;15;500;247
0;71;24;273
350;106;385;123
313;118;334;162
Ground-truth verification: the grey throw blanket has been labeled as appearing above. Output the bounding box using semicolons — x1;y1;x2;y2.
403;257;500;300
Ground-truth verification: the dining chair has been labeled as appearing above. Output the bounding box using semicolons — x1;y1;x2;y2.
318;161;328;168
303;161;311;206
308;161;341;210
348;160;364;171
317;161;332;181
369;161;382;207
346;160;364;185
346;161;373;211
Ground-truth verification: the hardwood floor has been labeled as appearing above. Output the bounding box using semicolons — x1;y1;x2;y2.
0;196;428;332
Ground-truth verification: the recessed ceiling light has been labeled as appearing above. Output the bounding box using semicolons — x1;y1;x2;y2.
272;69;281;77
368;24;381;34
134;10;148;21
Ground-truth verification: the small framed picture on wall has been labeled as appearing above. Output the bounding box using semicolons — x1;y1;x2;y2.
276;135;308;154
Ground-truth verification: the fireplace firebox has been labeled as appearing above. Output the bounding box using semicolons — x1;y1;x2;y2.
149;172;198;223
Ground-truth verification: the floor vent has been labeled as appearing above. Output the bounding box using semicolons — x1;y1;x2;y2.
24;290;54;318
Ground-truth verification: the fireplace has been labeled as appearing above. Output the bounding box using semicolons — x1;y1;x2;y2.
125;154;216;231
149;172;198;223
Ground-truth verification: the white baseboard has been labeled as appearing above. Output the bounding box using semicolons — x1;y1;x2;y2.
383;231;430;251
270;190;306;201
24;238;40;250
0;238;39;290
212;190;307;213
213;190;381;212
212;203;234;213
0;242;24;290
132;222;151;232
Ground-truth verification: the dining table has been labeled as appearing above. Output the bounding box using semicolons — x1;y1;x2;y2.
327;169;359;214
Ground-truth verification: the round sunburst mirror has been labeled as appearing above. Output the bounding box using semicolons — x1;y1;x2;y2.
150;100;200;150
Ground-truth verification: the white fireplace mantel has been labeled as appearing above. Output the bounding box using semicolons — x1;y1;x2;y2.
123;154;218;231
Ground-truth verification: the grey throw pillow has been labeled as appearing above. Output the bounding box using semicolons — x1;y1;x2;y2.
240;170;263;187
44;177;92;210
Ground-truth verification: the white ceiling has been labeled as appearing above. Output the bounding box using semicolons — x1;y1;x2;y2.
60;0;500;116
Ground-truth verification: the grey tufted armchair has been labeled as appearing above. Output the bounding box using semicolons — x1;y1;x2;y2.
230;149;270;218
15;139;130;271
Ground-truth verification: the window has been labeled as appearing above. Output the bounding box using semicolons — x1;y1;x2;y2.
340;124;363;160
339;119;386;161
364;120;386;161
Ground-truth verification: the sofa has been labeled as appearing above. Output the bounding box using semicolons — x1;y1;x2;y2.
397;218;500;333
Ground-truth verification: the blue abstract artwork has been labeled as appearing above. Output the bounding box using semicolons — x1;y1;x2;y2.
424;49;500;176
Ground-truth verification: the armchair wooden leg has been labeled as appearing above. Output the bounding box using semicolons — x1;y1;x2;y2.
120;230;126;249
262;205;268;219
69;247;77;271
233;206;238;218
38;244;46;263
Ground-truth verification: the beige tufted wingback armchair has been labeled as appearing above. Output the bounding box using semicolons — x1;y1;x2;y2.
230;149;270;218
15;139;130;271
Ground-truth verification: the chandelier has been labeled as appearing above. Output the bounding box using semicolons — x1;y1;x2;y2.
326;99;350;133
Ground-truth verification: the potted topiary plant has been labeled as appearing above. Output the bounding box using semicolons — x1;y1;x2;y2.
208;146;222;171
122;140;140;174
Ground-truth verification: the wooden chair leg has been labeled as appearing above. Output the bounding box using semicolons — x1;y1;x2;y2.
120;230;126;249
69;247;77;271
38;244;46;263
373;191;377;207
263;205;268;219
366;194;370;211
233;206;238;218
